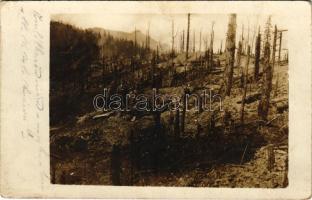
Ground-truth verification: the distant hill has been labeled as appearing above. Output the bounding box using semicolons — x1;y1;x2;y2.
89;27;169;52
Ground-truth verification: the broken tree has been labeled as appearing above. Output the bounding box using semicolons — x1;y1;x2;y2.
209;22;215;70
223;14;237;96
271;25;278;73
171;20;178;72
258;17;273;121
236;40;243;87
254;28;261;81
186;13;191;60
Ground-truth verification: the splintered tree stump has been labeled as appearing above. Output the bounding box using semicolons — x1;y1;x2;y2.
267;144;275;172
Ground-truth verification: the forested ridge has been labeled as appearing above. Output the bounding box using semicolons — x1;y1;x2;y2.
50;21;152;125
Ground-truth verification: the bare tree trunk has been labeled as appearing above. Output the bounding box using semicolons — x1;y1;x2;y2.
236;41;242;68
241;24;245;55
274;31;283;96
186;13;190;60
272;25;278;74
209;47;213;70
220;40;223;54
240;46;250;124
258;37;273;120
223;14;237;97
145;31;148;50
182;30;185;52
267;144;275;172
102;57;106;85
237;41;244;88
171;20;176;71
278;31;283;65
204;35;209;70
209;22;215;70
246;22;250;53
199;30;202;53
199;30;202;67
254;30;261;81
180;32;183;53
148;22;150;50
171;20;175;57
207;49;210;71
134;27;137;50
193;30;196;53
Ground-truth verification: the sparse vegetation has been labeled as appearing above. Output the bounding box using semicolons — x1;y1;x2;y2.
50;14;288;188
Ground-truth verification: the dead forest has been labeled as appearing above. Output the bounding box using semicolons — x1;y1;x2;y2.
50;14;288;187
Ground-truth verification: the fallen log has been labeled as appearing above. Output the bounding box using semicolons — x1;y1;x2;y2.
237;92;261;104
93;111;115;119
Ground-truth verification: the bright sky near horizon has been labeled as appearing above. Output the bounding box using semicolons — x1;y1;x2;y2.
52;13;288;52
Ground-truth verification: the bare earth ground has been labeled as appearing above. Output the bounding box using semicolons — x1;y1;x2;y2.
50;53;288;187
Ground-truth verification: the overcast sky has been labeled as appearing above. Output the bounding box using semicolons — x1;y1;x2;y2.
52;14;288;51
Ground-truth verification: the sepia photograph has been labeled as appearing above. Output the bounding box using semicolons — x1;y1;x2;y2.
49;13;289;188
1;1;312;198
